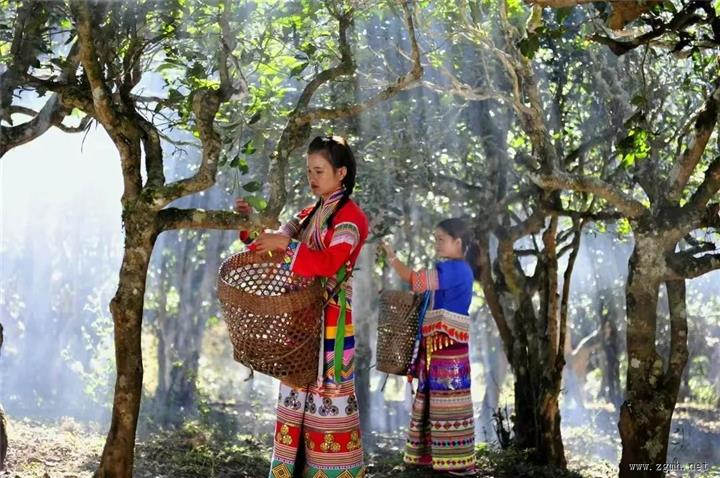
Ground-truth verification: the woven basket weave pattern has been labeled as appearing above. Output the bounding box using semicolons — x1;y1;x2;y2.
217;251;324;388
376;291;423;375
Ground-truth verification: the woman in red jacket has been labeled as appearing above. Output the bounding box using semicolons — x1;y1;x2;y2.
236;135;368;478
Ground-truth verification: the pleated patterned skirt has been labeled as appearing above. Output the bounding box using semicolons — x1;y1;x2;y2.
404;340;476;473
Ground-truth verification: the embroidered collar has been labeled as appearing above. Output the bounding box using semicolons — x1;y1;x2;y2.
302;187;346;248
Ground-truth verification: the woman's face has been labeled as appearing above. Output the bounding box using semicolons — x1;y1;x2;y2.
434;228;463;259
307;153;346;198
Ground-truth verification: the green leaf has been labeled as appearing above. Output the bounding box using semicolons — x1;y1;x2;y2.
617;218;632;236
245;195;267;211
187;61;205;80
622;152;636;168
290;61;309;78
229;155;249;173
248;111;262;125
518;35;540;59
299;41;317;56
555;7;572;24
241;139;256;155
242;181;261;192
630;94;647;108
207;315;220;328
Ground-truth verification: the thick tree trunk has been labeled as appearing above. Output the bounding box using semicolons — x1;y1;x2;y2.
511;362;565;466
95;218;157;478
619;237;689;478
508;299;567;468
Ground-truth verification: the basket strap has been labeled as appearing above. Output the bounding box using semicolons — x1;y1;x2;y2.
407;290;432;379
334;265;348;383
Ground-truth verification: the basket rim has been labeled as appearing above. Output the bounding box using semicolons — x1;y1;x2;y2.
217;250;324;313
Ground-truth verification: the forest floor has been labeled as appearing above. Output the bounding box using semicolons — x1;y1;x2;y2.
2;402;719;478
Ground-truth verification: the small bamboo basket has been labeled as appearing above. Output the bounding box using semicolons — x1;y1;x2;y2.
376;290;424;375
217;251;324;388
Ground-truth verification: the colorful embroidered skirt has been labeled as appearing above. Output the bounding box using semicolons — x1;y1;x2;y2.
404;339;476;472
269;381;365;478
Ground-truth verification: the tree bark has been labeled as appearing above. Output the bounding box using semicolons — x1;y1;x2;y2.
508;295;567;467
618;235;689;478
95;215;158;478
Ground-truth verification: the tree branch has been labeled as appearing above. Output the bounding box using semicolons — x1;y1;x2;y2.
664;279;688;394
549;206;623;222
0;0;50;123
0;97;69;157
135;114;165;188
687;154;720;211
265;1;421;219
667;82;720;203
589;2;712;55
668;250;720;279
476;231;515;361
263;5;356;219
73;1;145;203
145;89;224;209
141;2;242;208
528;170;647;218
292;0;422;125
72;1;122;132
157;208;272;232
1;40;86;158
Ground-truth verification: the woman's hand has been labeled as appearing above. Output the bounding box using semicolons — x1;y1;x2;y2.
254;233;291;253
379;240;396;261
234;198;253;216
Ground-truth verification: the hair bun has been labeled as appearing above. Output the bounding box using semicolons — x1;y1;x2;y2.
331;135;348;146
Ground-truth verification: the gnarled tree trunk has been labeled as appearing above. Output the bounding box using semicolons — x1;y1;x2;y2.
619;233;689;478
96;217;158;477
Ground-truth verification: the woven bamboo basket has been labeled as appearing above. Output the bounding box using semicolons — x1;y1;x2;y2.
376;290;424;375
217;251;324;388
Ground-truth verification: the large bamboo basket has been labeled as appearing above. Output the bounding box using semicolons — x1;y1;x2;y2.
217;251;324;388
376;290;424;375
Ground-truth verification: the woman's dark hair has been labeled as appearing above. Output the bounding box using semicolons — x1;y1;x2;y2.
436;217;480;279
299;135;357;231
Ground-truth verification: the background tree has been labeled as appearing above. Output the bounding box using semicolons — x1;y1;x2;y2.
525;1;720;475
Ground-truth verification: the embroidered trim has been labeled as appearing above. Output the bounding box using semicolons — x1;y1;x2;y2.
279;217;301;238
329;221;360;251
421;308;470;343
300;188;345;246
281;240;300;271
411;269;439;293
